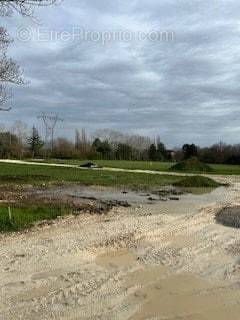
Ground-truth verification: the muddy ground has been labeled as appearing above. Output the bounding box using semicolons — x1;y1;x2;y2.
1;175;240;319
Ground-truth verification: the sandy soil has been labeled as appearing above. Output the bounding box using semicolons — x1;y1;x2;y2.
1;175;240;319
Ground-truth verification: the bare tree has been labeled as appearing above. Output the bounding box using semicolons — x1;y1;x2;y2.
0;26;11;50
0;27;24;110
0;0;59;109
0;0;58;17
93;129;152;151
0;84;11;109
75;128;91;156
11;120;29;144
0;123;6;132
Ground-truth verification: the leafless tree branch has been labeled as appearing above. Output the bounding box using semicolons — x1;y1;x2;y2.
0;84;12;110
0;0;59;17
0;0;59;110
0;27;23;108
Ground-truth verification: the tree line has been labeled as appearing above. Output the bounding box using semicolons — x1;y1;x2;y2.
1;123;240;164
0;125;171;160
175;143;240;165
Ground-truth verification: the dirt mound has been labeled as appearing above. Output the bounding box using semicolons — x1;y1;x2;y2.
173;175;220;188
170;157;213;173
215;206;240;228
80;162;99;168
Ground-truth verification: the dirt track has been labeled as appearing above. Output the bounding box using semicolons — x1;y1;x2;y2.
1;175;240;319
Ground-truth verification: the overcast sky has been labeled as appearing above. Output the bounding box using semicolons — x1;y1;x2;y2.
3;0;240;147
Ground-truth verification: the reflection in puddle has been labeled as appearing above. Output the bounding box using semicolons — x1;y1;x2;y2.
147;186;230;215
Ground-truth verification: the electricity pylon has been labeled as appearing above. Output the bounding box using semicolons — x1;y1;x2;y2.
37;112;63;152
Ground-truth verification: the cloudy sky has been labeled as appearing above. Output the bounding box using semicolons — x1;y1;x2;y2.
3;0;240;147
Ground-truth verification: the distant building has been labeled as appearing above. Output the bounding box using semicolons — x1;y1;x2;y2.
166;149;176;160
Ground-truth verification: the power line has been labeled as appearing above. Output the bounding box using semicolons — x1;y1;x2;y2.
37;112;63;152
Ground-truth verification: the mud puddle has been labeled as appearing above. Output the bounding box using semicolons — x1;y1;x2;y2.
34;185;160;204
34;185;229;208
96;248;240;320
129;269;240;320
96;249;137;268
141;186;231;215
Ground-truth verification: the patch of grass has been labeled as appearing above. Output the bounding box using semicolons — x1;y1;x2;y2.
215;206;240;228
173;175;221;188
30;159;173;171
170;157;213;173
28;158;240;175
210;164;240;175
0;163;180;189
0;175;52;183
0;163;220;190
0;204;71;232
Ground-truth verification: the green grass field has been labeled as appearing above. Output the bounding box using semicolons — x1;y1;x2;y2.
32;159;240;175
39;159;173;171
0;162;220;189
0;162;179;189
210;164;240;175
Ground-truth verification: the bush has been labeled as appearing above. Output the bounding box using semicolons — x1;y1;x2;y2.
170;157;213;173
173;175;220;188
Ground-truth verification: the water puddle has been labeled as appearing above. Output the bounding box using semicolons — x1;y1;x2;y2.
95;249;136;268
145;186;230;215
128;267;240;320
36;185;159;204
95;248;240;319
35;185;230;209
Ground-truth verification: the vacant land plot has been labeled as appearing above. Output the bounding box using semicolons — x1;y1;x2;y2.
0;162;221;234
0;174;239;320
0;161;239;320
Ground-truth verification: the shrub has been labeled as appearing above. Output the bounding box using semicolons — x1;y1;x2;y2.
173;175;220;188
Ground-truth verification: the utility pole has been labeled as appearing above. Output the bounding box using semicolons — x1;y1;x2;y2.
37;112;63;155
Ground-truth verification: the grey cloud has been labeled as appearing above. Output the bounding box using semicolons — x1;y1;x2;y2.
3;0;240;147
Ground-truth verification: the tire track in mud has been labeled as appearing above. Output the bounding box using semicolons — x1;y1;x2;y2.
1;176;240;319
3;261;140;320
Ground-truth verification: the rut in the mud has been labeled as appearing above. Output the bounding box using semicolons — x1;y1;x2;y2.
0;175;239;320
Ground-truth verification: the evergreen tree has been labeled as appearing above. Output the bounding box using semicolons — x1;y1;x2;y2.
148;144;157;161
156;142;167;160
92;138;112;159
182;144;198;160
92;138;102;150
28;126;44;158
